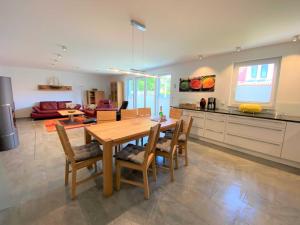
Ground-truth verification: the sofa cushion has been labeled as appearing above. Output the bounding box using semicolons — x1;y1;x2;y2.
40;101;58;110
114;144;145;164
66;103;77;109
57;101;71;109
72;141;103;162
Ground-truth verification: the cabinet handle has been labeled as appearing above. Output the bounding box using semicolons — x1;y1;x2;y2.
226;132;282;146
228;121;284;131
206;128;224;134
206;118;225;122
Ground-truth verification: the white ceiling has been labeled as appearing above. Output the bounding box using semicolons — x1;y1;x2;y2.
0;0;300;74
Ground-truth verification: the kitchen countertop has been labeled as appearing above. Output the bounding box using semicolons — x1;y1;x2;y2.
172;106;300;123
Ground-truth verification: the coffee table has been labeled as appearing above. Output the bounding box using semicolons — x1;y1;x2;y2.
58;110;85;125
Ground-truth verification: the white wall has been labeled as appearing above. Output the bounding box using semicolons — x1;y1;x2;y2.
147;42;300;116
0;65;111;118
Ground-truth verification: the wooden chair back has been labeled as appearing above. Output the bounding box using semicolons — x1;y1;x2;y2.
143;123;161;164
121;109;138;120
169;107;183;119
97;111;116;123
137;108;151;117
170;120;183;150
56;124;75;162
182;116;194;137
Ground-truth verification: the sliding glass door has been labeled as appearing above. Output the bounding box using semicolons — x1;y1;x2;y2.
136;78;145;108
146;77;156;114
125;75;171;116
157;75;171;116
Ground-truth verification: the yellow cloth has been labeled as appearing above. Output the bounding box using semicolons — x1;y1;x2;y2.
239;104;262;113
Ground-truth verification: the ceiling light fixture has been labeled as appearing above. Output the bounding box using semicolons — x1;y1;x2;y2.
56;54;62;59
292;35;299;42
107;19;157;78
236;46;242;52
61;45;67;51
198;55;204;60
107;68;157;78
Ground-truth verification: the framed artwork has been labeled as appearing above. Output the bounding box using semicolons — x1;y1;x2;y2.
179;75;216;92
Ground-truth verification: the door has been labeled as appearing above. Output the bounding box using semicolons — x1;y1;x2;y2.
157;75;171;116
136;78;145;108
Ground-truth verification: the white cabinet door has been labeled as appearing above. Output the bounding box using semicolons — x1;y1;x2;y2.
190;127;204;137
204;113;227;142
281;122;300;163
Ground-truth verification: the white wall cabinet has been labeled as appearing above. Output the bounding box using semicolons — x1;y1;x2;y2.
281;122;300;163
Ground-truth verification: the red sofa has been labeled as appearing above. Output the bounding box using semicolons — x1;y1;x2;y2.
31;101;81;119
83;99;117;117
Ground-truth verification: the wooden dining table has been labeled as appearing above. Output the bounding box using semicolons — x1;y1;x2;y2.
84;117;177;197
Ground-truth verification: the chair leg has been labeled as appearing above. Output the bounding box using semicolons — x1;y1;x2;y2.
116;161;121;191
65;159;69;186
71;168;77;200
184;142;188;166
143;169;150;199
94;162;97;172
169;155;174;182
175;150;179;169
152;160;157;181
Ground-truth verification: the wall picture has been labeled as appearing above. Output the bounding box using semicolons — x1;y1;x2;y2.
179;75;216;92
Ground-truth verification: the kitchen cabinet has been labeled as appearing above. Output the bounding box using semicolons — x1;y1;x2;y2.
204;113;227;142
181;108;300;167
183;110;205;137
224;116;285;157
281;122;300;163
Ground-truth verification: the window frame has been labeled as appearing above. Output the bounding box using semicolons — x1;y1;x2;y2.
230;57;281;108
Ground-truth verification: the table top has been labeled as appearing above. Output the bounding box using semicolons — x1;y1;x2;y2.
58;110;84;116
85;117;177;143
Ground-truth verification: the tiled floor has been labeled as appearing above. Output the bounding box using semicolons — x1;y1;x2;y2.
0;118;300;225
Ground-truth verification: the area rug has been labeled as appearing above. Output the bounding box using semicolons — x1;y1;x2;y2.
44;117;88;132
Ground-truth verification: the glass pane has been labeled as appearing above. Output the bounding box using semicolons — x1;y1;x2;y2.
158;75;171;116
235;64;275;103
136;79;145;108
146;78;155;116
126;80;134;109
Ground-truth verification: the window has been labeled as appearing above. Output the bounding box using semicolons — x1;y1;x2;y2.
125;75;171;116
231;57;281;107
126;79;134;109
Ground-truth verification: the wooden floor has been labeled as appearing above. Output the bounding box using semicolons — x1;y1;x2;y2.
0;118;300;225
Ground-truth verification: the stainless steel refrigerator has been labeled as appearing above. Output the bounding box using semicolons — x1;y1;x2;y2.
0;76;19;151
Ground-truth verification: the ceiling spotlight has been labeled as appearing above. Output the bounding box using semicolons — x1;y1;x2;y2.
198;55;204;60
131;19;146;32
56;54;62;59
236;47;242;52
61;45;67;51
53;59;58;63
292;35;299;42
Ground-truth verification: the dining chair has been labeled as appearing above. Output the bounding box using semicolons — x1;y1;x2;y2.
115;123;161;199
56;124;103;199
137;108;152;145
165;116;193;166
137;108;151;117
97;110;117;123
121;109;138;120
155;120;183;181
169;107;183;119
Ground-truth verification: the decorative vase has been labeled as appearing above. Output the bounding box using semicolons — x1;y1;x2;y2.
200;98;206;110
